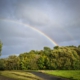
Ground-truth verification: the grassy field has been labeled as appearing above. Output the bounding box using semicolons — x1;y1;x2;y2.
42;70;80;80
0;70;43;80
0;70;80;80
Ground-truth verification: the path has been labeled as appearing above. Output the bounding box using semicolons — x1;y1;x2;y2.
29;71;69;80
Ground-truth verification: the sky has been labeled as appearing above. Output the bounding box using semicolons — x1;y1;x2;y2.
0;0;80;58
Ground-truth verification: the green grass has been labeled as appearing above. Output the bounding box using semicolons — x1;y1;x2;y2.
42;70;80;80
0;70;43;80
0;70;80;80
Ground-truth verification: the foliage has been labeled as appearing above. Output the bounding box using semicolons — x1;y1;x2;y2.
0;41;2;56
0;59;5;70
0;45;80;70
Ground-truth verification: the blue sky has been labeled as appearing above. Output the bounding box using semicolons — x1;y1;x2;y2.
0;0;80;57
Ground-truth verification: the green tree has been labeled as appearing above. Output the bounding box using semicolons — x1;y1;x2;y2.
6;55;20;70
54;46;59;49
43;47;51;56
37;55;47;69
0;41;2;56
26;53;39;70
0;59;5;70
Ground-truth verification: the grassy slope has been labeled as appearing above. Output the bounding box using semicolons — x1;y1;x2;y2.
42;70;80;80
0;71;43;80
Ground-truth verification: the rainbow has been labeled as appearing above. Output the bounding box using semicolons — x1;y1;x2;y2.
0;19;58;46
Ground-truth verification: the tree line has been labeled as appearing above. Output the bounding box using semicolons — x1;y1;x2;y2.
0;41;80;70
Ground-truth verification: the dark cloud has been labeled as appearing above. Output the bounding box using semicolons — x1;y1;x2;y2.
0;0;80;57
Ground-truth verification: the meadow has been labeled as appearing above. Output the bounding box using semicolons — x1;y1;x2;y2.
0;70;43;80
42;70;80;80
0;70;80;80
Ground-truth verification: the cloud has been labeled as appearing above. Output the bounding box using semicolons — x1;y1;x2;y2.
14;0;80;43
59;39;80;46
0;20;55;57
14;0;80;27
0;0;80;57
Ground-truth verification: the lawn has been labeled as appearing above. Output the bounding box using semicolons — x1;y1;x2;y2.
0;70;43;80
42;70;80;80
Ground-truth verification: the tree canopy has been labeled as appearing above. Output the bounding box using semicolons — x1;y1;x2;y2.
0;45;80;70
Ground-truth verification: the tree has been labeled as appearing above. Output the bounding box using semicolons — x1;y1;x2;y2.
43;47;51;56
6;55;20;70
0;41;2;56
0;59;5;70
0;45;80;70
54;46;59;49
37;55;47;69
